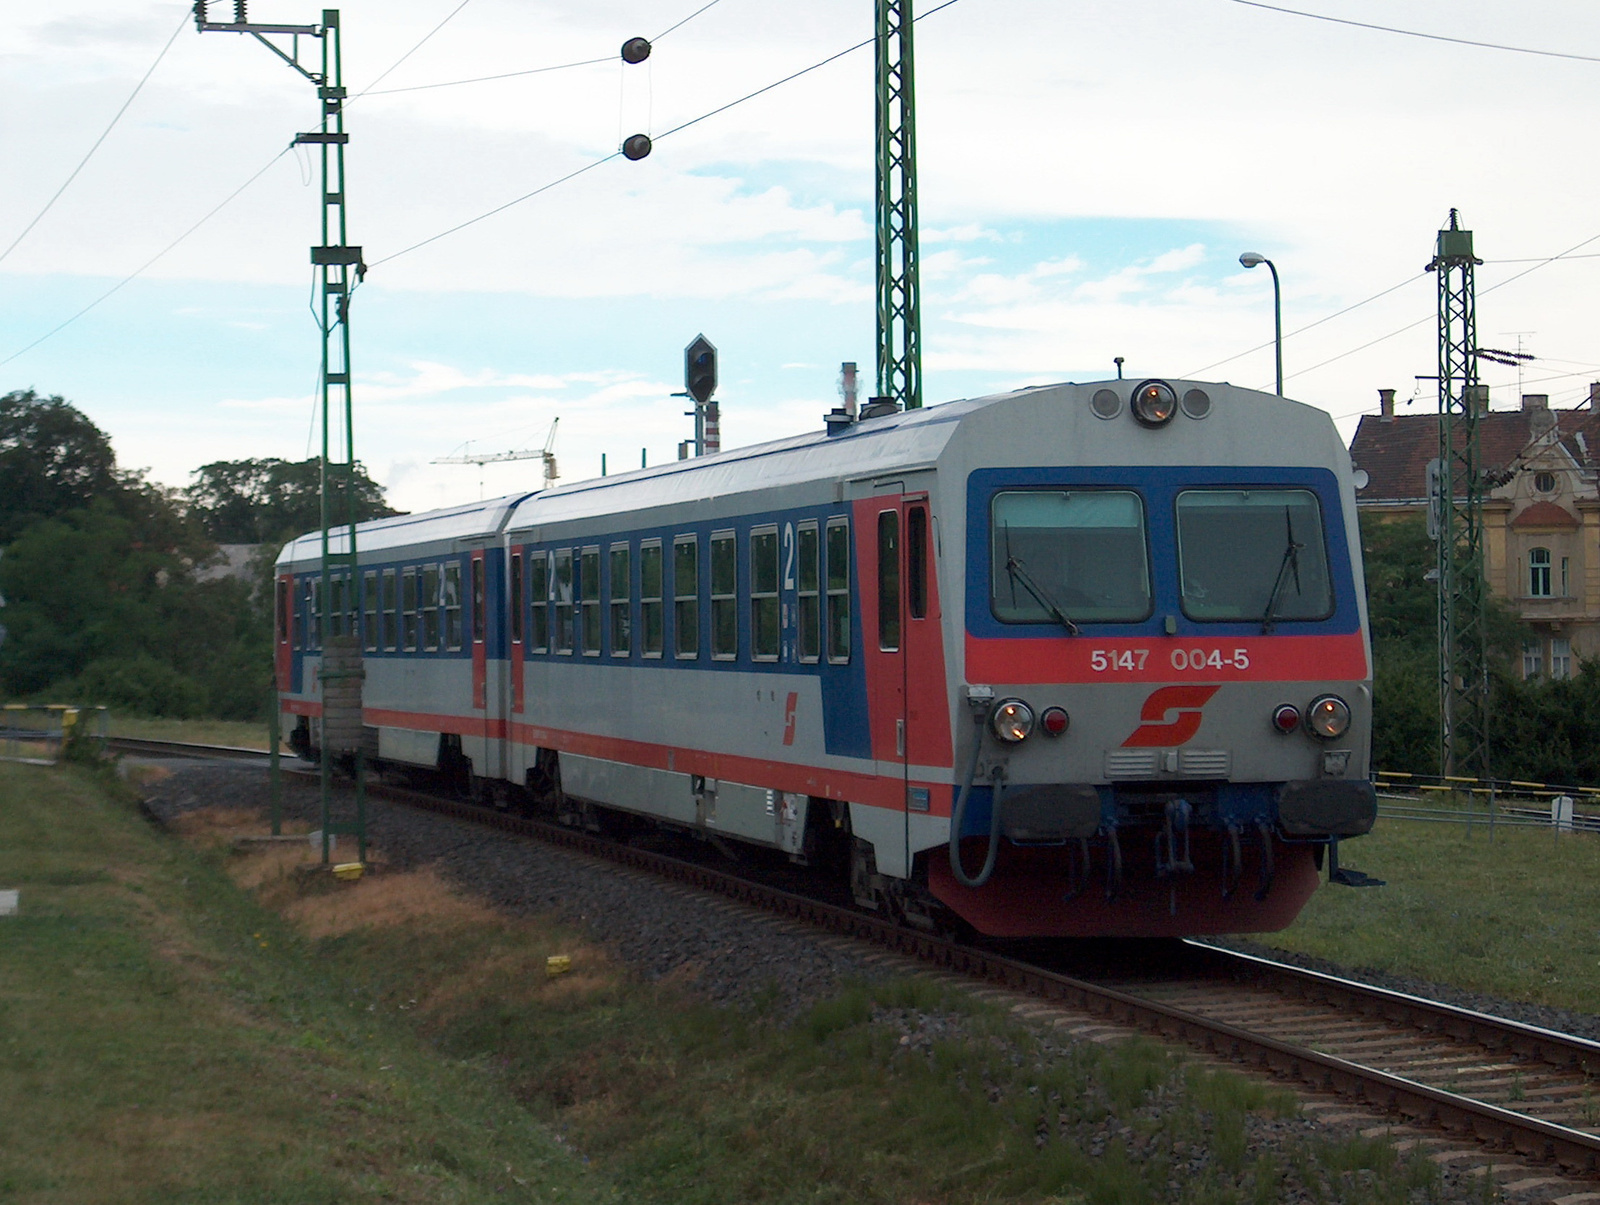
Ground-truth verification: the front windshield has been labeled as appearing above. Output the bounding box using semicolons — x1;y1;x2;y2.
1176;489;1333;622
990;490;1151;624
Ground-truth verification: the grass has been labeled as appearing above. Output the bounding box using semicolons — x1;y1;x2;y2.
0;761;614;1204
106;714;284;751
0;763;1448;1203
1266;816;1600;1015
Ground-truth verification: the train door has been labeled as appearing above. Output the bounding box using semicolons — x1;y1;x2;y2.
869;493;938;873
275;573;293;691
470;550;503;780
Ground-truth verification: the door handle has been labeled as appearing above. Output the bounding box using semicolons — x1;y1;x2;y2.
895;719;905;757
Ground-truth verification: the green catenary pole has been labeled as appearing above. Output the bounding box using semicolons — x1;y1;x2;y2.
197;4;365;861
1428;210;1489;780
875;0;921;410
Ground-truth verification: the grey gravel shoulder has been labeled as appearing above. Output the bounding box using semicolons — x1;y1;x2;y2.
137;762;889;1015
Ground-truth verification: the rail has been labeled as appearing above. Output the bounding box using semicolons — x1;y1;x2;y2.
0;705;107;765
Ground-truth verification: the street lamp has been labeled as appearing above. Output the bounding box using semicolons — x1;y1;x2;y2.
1239;251;1282;396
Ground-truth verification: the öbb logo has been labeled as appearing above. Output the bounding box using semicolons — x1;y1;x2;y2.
1121;684;1220;748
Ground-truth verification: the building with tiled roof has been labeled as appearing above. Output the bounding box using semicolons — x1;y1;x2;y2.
1349;385;1600;678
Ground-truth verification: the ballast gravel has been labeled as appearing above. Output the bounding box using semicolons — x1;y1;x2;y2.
138;760;1597;1205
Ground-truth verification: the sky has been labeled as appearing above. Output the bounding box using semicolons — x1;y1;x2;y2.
3;0;1599;515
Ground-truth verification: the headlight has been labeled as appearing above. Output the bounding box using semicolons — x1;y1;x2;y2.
1306;695;1351;739
1271;704;1301;735
1131;379;1178;427
991;699;1034;743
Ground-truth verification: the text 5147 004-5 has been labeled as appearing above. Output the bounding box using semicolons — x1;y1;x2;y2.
1089;647;1251;672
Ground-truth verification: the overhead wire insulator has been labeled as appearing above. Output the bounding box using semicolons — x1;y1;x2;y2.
621;37;651;64
234;0;248;24
622;134;652;160
194;0;208;29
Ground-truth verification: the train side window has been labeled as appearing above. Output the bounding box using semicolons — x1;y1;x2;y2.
345;573;358;636
276;579;289;644
750;527;779;661
825;518;851;663
530;552;549;653
906;505;928;620
381;568;398;651
877;510;901;651
796;522;820;663
553;549;574;653
309;578;322;650
711;530;737;659
330;575;346;638
444;562;463;651
609;543;631;656
580;546;601;656
640;540;663;657
362;571;378;652
422;564;441;651
674;536;699;659
510;552;524;645
402;568;418;652
469;558;484;644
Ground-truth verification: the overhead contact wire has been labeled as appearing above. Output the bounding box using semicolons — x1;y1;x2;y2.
0;9;189;268
1227;0;1600;64
0;146;294;368
351;0;475;99
374;0;965;268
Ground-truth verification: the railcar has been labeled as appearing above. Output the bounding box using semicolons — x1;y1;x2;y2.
276;377;1376;938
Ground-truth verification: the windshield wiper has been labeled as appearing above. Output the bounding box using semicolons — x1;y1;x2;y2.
1260;506;1303;634
1004;524;1080;636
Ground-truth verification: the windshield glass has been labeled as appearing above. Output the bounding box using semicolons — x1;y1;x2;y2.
990;490;1150;623
1176;488;1333;622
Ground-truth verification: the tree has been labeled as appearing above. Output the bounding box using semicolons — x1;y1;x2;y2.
184;457;401;546
0;389;120;543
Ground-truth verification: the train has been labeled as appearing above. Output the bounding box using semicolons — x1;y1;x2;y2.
275;377;1377;938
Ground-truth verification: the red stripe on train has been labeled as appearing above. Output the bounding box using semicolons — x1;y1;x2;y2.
964;631;1368;684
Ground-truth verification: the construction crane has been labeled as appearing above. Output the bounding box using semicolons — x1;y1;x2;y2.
433;418;560;495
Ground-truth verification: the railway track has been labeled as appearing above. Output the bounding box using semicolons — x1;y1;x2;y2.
117;737;1600;1183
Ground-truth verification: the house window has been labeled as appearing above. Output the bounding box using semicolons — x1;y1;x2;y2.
1534;471;1557;494
674;536;699;659
711;530;737;659
554;549;574;654
826;518;851;663
1523;640;1543;680
751;527;779;661
580;546;601;655
610;543;631;656
797;522;821;663
1561;556;1570;597
640;540;663;657
1529;547;1552;597
1552;637;1573;680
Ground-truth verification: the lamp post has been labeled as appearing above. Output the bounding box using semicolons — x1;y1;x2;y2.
1239;251;1282;396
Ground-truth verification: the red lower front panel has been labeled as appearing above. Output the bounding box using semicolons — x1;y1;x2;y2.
927;834;1320;938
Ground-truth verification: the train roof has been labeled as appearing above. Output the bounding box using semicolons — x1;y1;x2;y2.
502;391;988;531
276;492;534;566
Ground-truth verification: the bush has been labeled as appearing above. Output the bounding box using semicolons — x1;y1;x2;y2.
73;655;207;719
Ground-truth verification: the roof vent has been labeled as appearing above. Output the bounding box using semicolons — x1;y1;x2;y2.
824;407;853;436
859;397;900;420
